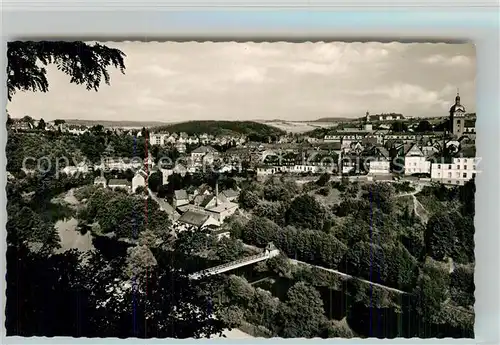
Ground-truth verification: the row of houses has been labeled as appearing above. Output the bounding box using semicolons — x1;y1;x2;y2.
93;170;241;237
68;131;477;187
322;129;476;146
255;140;478;186
93;169;148;193
149;131;247;148
173;184;240;233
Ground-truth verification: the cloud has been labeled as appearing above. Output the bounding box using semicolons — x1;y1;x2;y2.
421;54;472;66
136;95;167;107
382;83;441;104
289;61;348;75
231;65;269;84
6;42;475;122
135;65;177;78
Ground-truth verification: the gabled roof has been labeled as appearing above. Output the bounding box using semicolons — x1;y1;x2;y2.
174;189;189;200
222;188;239;198
94;176;106;183
178;210;210;227
199;194;216;208
108;179;131;187
208;202;239;213
375;146;390;158
193;194;207;205
401;143;420;156
135;169;148;179
192;145;218;154
318;142;342;150
455;145;476;158
197;183;211;194
176;205;193;214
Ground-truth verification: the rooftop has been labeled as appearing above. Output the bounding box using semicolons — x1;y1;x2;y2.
178;210;211;227
94;176;106;183
174;189;189;200
192;145;218;154
208;202;239;213
108;179;131;186
199;194;217;208
222;188;239;198
135;169;149;179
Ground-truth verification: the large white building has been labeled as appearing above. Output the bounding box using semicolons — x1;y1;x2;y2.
404;144;431;175
368;160;391;175
430;157;478;185
190;146;219;165
366;146;391;175
207;202;239;223
132;170;148;192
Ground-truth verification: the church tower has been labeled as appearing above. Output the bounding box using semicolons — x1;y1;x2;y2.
449;89;466;137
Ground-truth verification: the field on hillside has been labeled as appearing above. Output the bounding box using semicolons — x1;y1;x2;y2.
263;121;336;133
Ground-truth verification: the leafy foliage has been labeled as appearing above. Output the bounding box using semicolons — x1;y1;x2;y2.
450;267;475;308
412;263;450;323
6;244;225;338
285;194;327;230
83;188;171;239
275;282;327;338
7;41;125;101
424;212;456;261
240;217;347;269
253;201;287;226
416;120;433;132
214;237;245;263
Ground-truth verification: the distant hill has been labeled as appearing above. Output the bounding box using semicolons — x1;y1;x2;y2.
152;120;286;138
308;117;357;123
53;119;172;128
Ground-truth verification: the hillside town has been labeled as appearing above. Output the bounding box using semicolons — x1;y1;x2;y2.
7;93;477;264
6;41;478;340
8;91;478;242
12;93;477;181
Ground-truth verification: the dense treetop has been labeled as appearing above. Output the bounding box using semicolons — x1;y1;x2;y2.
152;120;286;140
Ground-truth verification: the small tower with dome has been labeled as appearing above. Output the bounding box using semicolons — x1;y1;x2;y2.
364;111;373;131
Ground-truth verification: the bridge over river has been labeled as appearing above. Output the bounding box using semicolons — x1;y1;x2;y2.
189;243;280;280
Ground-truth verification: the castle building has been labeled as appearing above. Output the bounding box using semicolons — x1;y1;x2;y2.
449;90;467;137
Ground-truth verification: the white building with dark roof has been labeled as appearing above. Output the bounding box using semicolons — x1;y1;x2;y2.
430;157;478;186
221;188;240;202
365;111;405;122
132;169;148;192
177;210;220;229
403;144;431;175
207;202;239;223
190;145;219;164
108;179;132;191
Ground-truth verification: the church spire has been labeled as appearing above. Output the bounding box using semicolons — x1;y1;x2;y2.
455;88;461;104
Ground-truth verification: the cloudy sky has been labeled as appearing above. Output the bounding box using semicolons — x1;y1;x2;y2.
8;41;476;122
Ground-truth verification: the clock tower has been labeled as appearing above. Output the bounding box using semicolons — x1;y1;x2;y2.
449;89;466;137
